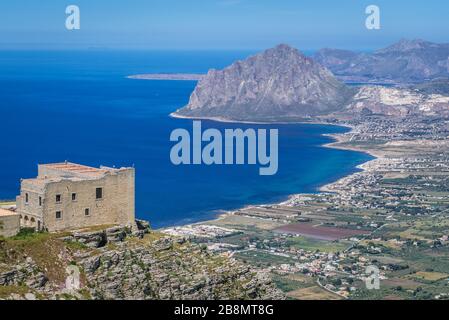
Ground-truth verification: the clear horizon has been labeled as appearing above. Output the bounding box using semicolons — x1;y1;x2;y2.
1;0;448;51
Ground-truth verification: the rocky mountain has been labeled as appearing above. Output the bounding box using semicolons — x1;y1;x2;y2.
0;224;282;300
173;44;355;122
314;39;449;83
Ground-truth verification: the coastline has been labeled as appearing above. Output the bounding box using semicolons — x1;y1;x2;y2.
170;111;347;126
167;112;381;228
127;74;204;81
318;130;380;193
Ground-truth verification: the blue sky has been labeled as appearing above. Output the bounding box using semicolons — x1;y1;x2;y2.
0;0;448;50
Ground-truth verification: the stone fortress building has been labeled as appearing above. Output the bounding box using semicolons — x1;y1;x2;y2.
15;162;135;233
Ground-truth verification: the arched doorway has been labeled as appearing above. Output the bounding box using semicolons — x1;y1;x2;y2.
30;217;36;229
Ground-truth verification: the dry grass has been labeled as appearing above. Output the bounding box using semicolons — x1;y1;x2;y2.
125;231;166;247
0;232;76;284
0;285;29;299
203;214;284;231
0;201;16;206
285;274;315;284
71;224;117;233
287;286;342;300
410;271;449;282
383;277;422;290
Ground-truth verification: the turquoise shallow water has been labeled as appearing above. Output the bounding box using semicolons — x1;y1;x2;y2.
0;50;372;228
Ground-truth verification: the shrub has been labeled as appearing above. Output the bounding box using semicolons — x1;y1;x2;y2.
13;228;37;239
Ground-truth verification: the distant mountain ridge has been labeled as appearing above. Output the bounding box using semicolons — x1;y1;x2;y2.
173;42;449;122
173;44;355;122
314;39;449;83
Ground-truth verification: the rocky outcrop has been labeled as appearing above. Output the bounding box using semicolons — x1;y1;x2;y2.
173;44;355;122
81;237;282;300
0;258;47;289
314;39;449;83
345;86;449;117
0;223;282;300
71;230;107;248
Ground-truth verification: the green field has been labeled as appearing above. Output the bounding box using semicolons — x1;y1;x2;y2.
233;249;296;267
286;236;350;253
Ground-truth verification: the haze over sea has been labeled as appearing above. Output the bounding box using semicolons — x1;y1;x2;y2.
0;50;372;228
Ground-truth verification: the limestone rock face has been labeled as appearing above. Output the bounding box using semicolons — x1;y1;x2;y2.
174;44;354;121
82;237;283;300
0;224;283;300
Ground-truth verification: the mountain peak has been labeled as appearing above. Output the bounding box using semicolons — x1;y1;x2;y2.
173;45;354;122
274;43;293;49
376;39;433;53
259;44;306;60
272;43;298;52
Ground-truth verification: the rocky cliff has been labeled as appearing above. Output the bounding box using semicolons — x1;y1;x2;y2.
0;224;282;300
173;44;355;122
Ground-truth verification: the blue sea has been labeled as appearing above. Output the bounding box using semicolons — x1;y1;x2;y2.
0;50;372;228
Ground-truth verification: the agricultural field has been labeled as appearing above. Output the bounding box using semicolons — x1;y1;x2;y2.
275;223;370;241
204;214;284;231
408;271;449;282
271;273;342;300
285;236;350;253
233;249;296;267
287;286;342;300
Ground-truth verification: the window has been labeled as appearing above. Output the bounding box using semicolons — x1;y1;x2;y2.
55;211;62;220
84;208;90;216
25;193;29;204
96;188;103;200
39;196;42;206
72;193;77;201
56;194;61;203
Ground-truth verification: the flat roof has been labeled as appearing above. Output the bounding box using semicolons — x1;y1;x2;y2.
22;177;62;187
0;208;18;217
40;162;109;177
19;162;133;189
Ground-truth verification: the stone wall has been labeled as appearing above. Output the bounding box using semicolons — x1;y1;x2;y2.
42;169;135;232
16;181;44;230
16;168;135;232
0;211;20;237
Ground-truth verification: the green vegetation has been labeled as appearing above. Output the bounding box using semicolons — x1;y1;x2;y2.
64;240;89;251
271;273;313;293
234;250;296;267
286;236;349;253
11;227;39;240
0;230;72;283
